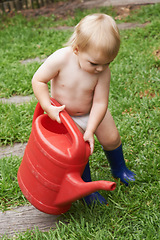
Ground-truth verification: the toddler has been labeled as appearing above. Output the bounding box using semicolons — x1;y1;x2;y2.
32;13;135;205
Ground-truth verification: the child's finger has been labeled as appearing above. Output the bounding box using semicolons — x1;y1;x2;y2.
58;105;65;111
89;142;94;155
56;105;65;123
84;138;94;155
56;115;61;123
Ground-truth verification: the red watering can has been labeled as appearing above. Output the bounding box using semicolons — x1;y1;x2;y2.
17;98;116;215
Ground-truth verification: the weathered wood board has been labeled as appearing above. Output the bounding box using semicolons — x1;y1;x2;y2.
0;205;59;237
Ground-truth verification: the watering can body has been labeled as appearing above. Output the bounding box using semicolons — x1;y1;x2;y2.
18;98;116;215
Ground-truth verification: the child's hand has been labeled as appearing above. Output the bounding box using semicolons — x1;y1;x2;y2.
83;130;94;155
46;105;65;123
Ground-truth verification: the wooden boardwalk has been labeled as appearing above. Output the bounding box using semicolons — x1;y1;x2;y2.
0;205;59;237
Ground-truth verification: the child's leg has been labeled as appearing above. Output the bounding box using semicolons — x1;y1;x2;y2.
74;122;107;205
95;110;135;186
81;161;107;205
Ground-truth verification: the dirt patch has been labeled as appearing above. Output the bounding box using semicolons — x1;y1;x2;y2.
153;48;160;70
139;90;158;99
154;48;160;60
17;0;86;19
11;0;142;20
7;0;150;32
114;5;140;20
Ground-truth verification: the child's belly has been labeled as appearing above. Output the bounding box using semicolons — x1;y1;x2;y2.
52;89;92;116
51;76;95;116
55;95;92;116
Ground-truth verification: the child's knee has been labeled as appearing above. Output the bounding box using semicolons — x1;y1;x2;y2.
102;131;121;151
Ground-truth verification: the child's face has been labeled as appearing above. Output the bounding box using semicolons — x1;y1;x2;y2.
75;47;111;74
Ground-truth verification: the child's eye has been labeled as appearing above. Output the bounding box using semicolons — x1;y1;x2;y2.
90;62;98;66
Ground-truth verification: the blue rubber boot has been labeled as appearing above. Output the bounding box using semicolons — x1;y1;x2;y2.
81;161;108;206
103;144;135;186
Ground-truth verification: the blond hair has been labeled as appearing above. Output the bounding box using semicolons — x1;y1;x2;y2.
67;13;120;62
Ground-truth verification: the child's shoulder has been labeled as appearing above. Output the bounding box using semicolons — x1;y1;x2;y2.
44;47;72;67
50;47;72;61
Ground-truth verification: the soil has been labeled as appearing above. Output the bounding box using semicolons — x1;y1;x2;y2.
16;0;141;20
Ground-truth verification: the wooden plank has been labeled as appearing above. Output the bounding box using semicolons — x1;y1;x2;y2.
0;3;5;13
8;1;15;11
3;1;10;12
21;0;27;9
0;205;59;237
14;0;21;10
0;142;27;159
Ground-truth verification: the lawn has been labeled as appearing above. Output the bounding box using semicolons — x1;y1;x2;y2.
0;3;160;239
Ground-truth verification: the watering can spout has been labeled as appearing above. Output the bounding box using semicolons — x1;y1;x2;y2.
55;172;116;206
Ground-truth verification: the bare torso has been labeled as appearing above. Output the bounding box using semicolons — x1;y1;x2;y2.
51;47;99;116
32;46;111;153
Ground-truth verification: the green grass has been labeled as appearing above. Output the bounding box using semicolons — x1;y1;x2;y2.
0;100;36;145
0;156;28;212
124;3;160;23
0;3;160;239
0;23;71;97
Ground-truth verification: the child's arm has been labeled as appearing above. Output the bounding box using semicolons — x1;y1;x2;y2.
32;50;65;123
83;68;111;154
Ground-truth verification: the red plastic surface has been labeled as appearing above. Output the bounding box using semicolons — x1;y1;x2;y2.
17;98;116;215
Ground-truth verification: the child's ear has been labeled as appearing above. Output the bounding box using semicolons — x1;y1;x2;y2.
73;46;79;55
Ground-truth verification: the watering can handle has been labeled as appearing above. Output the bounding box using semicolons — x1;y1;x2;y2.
32;98;63;124
32;98;91;157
